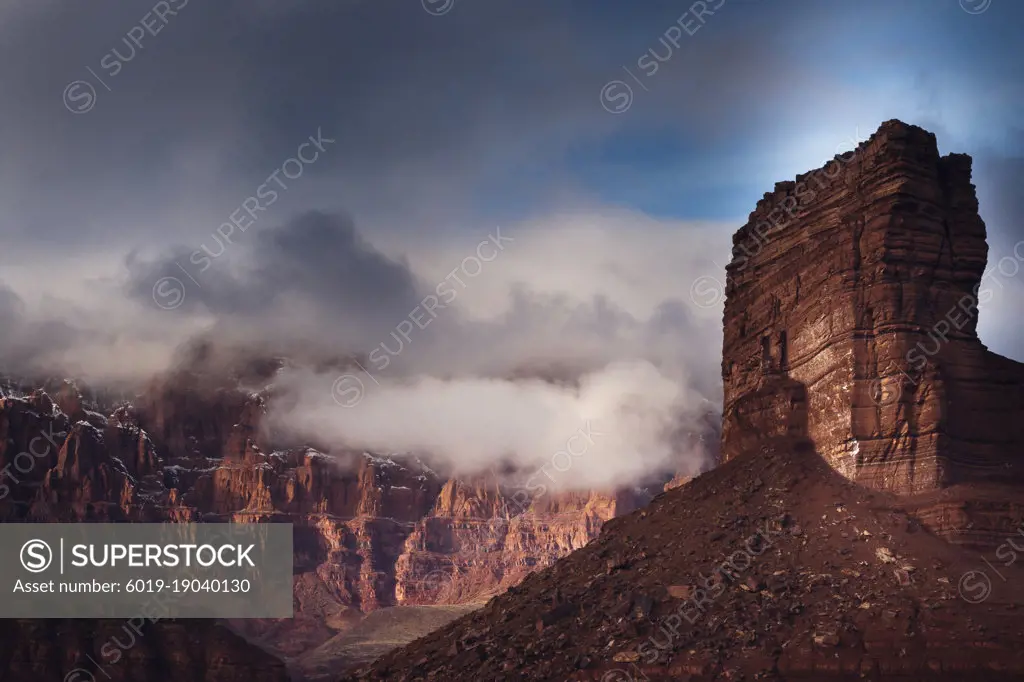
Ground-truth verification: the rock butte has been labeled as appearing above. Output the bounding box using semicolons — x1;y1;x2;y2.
721;119;1024;549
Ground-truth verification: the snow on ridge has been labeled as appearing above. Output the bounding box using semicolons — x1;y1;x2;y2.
363;452;400;468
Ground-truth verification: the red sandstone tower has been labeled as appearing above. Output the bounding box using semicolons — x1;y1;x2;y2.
720;120;1024;546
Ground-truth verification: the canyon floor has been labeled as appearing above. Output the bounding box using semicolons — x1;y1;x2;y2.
342;436;1024;681
280;604;480;680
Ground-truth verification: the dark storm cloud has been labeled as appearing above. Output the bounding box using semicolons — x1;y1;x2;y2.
0;0;854;257
119;204;721;395
248;211;418;316
1;0;612;248
124;210;422;345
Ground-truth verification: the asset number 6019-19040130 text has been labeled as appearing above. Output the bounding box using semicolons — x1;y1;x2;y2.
124;578;251;593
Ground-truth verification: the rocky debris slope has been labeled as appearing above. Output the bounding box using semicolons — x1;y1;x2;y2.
342;437;1024;681
721;119;1023;548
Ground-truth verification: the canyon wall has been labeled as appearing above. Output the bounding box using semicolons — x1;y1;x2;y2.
0;373;664;672
721;119;1024;546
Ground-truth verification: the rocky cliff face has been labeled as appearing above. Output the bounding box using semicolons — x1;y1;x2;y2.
0;388;290;682
721;119;1024;547
0;369;661;675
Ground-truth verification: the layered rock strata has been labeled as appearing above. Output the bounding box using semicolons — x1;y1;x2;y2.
720;120;1024;546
